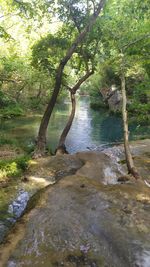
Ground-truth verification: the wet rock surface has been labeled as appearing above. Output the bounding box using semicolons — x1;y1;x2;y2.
75;151;124;185
26;154;84;184
0;140;150;267
0;190;30;244
103;139;150;182
0;155;83;244
1;176;150;267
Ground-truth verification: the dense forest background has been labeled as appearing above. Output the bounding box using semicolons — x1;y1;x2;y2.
0;0;149;166
0;0;149;123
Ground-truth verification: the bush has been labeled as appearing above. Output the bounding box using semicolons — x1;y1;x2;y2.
130;114;150;126
128;102;150;115
0;90;16;107
90;97;108;110
0;156;30;182
0;104;24;119
15;156;30;171
0;137;18;147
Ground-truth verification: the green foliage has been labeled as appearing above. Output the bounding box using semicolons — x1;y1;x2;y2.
0;0;149;138
128;102;150;115
0;55;53;112
128;102;150;126
0;90;24;119
89;0;150;127
0;90;12;107
0;161;18;180
132;80;150;104
0;104;24;119
90;98;108;110
130;114;150;126
99;65;120;89
0;156;30;181
32;33;70;74
0;26;11;39
15;156;30;171
56;0;100;30
80;72;101;97
126;77;150;126
0;137;18;147
0;0;57;115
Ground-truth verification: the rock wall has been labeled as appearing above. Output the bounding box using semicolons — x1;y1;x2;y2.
100;86;122;112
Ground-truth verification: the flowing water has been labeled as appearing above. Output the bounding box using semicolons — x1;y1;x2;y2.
0;98;150;265
0;96;149;153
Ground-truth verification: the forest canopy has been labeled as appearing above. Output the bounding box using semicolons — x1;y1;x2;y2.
0;0;149;130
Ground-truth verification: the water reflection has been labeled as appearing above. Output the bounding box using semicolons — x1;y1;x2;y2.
0;96;149;153
66;97;92;152
90;109;123;143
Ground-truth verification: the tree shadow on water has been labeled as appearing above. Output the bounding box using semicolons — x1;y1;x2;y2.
90;111;123;144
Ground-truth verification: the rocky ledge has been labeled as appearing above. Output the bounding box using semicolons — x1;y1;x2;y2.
0;140;150;267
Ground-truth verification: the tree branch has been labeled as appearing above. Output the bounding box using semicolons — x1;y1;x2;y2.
123;34;150;50
67;4;81;33
71;69;94;94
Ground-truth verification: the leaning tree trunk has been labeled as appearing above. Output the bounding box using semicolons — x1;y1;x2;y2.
121;72;141;179
56;92;76;155
16;83;26;102
56;69;94;155
33;0;106;158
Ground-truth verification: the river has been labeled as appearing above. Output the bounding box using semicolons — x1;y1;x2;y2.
0;97;149;153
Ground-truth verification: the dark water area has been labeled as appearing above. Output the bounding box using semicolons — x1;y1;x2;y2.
0;96;149;153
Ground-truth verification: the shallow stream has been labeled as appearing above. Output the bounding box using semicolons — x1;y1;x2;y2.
0;97;149;153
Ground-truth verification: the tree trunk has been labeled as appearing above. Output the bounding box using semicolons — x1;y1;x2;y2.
33;0;106;157
56;92;76;155
56;69;94;154
15;83;26;102
121;72;141;179
36;83;42;99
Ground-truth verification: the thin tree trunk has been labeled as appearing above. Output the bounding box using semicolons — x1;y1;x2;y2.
36;83;42;99
15;83;26;102
56;92;76;154
121;72;141;179
56;69;94;155
33;0;105;157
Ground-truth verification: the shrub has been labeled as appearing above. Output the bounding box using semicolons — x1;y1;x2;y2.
90;97;108;110
0;104;24;119
0;156;30;182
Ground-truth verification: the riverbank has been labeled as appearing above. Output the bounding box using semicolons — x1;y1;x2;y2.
0;139;150;266
90;92;150;127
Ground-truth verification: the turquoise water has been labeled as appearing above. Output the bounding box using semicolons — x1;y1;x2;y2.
0;97;149;153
